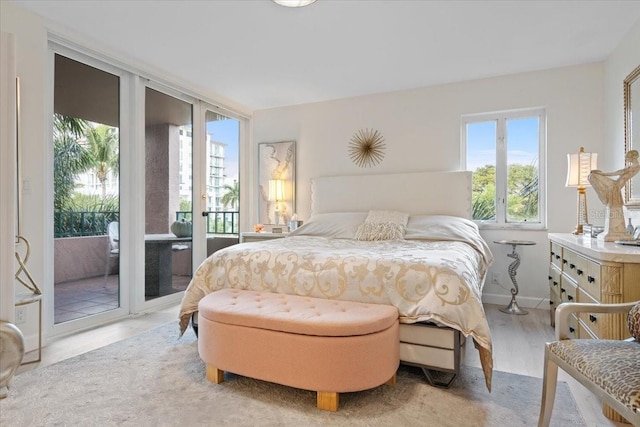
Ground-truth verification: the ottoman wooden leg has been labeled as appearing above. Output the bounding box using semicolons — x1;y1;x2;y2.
386;372;397;386
317;391;339;412
206;364;225;384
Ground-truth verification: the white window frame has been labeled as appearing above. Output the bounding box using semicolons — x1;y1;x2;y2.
461;107;546;230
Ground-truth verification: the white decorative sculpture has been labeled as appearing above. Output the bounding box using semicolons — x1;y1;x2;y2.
588;150;640;242
0;322;24;399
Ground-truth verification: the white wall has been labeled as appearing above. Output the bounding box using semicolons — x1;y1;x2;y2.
253;63;606;308
604;19;640;225
0;2;47;349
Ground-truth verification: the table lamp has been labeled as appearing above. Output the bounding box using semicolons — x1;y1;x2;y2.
566;147;597;235
268;179;285;226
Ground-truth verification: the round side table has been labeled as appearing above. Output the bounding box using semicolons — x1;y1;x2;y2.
493;240;536;315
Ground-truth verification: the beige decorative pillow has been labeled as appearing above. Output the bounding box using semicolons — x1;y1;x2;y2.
365;210;410;226
354;210;409;241
628;302;640;341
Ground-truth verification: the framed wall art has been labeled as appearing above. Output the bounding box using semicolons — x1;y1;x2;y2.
258;141;295;227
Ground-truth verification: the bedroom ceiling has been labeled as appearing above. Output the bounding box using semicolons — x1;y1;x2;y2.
10;0;640;111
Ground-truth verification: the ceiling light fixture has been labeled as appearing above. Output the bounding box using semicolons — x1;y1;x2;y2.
272;0;317;7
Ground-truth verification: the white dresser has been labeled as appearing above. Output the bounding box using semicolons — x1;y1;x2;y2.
548;233;640;340
548;233;640;422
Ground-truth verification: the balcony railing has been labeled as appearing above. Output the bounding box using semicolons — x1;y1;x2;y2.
176;210;239;235
54;211;119;238
54;210;239;238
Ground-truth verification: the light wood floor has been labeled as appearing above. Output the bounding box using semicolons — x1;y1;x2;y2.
16;304;625;426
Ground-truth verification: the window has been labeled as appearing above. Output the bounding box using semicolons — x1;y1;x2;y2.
462;108;546;229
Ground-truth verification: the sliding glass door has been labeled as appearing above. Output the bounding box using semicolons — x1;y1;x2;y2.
203;109;241;257
52;52;127;330
144;87;193;301
48;44;246;334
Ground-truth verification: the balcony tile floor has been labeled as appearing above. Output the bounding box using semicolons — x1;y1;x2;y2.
54;275;190;324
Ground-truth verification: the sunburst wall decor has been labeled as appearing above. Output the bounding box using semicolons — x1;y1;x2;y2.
348;128;385;168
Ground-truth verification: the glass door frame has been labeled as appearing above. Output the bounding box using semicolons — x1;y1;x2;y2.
132;80;200;312
196;104;246;266
46;42;132;338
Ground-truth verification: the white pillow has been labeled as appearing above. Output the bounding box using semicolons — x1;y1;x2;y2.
404;214;477;240
287;212;368;239
354;210;409;241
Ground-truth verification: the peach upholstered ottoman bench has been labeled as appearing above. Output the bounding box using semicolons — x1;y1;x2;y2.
197;289;400;411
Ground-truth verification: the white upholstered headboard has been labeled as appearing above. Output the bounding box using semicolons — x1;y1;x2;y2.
311;171;472;218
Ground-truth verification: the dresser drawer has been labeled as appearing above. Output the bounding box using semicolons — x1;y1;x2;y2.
559;276;577;304
561;248;572;273
550;242;563;269
581;259;601;300
549;266;561;294
565;314;579;339
548;267;562;327
577;289;602;339
565;252;587;283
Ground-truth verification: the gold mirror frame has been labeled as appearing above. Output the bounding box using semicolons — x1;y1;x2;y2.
624;64;640;206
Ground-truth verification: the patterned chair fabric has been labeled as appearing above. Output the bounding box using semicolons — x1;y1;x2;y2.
548;339;640;414
629;302;640;340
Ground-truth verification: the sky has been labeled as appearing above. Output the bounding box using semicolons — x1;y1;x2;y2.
206;118;240;183
466;117;539;171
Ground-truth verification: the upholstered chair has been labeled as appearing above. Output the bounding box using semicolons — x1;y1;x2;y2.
538;301;640;427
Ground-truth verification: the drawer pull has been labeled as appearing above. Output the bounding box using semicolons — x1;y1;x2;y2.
556;255;561;260
587;276;595;283
553;281;558;287
562;258;567;264
567;295;574;301
589;314;597;323
548;275;552;280
560;288;566;294
576;269;583;276
549;300;554;305
569;326;575;334
550;251;555;256
569;263;575;270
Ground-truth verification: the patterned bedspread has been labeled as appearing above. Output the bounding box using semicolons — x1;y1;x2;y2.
178;219;495;389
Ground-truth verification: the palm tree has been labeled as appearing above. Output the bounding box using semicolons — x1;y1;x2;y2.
53;114;91;210
85;125;119;202
54;114;88;140
221;180;240;210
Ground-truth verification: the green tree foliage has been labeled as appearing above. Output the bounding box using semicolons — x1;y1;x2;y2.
221;180;240;210
507;164;538;221
85;125;119;202
53;114;91;210
179;199;192;212
472;163;538;222
67;193;120;212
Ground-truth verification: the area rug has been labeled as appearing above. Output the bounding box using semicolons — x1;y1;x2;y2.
0;322;585;427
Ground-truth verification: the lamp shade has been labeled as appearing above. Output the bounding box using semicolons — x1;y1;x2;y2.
566;147;597;187
272;0;317;7
268;179;285;202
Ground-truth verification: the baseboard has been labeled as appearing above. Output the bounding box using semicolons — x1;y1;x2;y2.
20;332;39;354
482;292;550;310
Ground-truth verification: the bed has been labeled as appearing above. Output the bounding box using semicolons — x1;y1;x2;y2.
179;171;494;390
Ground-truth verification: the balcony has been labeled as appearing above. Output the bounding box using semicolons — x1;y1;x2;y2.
54;210;239;324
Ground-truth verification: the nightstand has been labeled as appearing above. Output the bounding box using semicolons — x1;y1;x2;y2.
240;232;288;243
